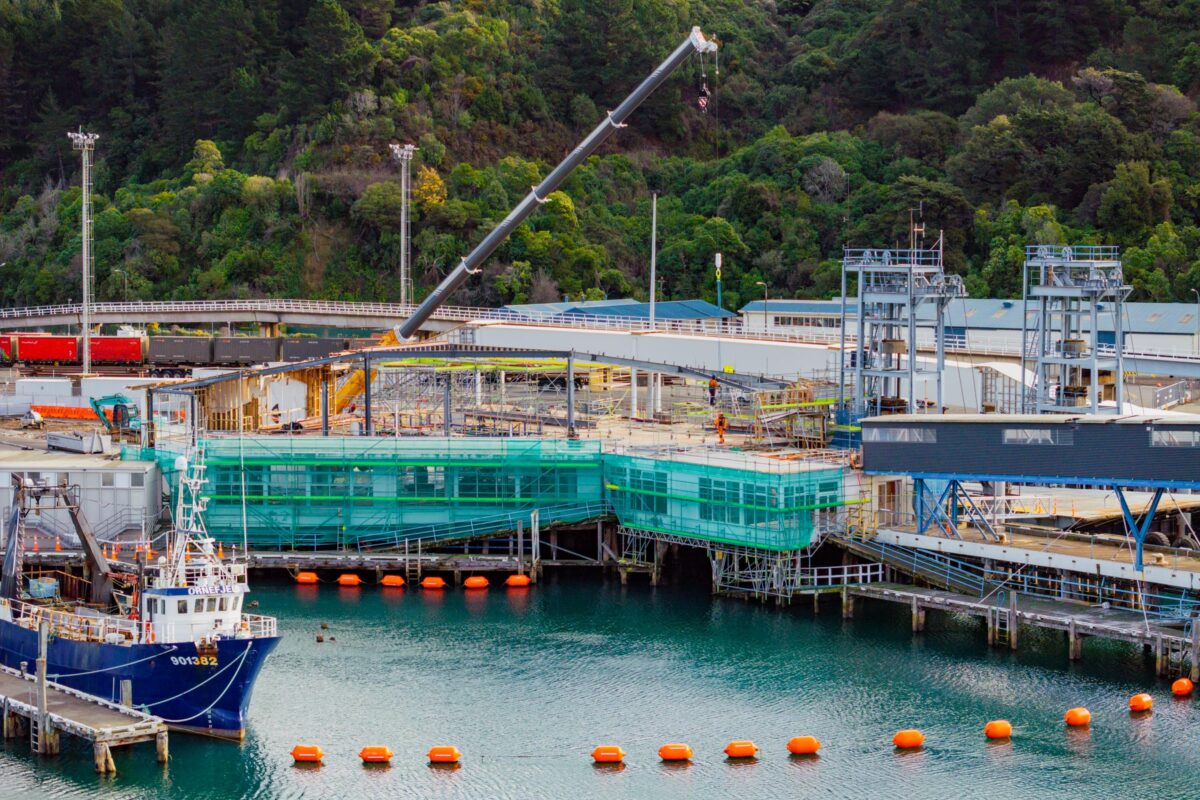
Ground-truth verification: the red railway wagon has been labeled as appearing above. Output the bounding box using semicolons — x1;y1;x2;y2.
89;336;145;364
15;335;78;363
0;336;14;363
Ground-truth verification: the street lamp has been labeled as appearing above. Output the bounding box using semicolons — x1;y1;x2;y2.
756;281;769;331
113;268;129;301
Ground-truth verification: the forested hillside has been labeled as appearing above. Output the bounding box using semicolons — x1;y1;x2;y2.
3;0;1200;311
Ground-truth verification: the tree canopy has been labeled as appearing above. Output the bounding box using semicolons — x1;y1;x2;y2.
4;0;1200;311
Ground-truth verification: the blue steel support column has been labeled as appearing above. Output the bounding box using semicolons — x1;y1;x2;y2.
914;478;925;534
1114;486;1165;571
949;479;959;532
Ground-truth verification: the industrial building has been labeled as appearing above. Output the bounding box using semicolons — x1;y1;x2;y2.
740;297;1200;353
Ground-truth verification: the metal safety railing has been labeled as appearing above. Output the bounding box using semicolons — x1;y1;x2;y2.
5;298;1200;364
350;500;612;552
6;597;139;643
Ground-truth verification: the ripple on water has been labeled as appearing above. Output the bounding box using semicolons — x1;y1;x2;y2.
1;576;1197;800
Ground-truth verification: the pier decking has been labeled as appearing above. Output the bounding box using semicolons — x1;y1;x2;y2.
850;582;1200;679
871;526;1200;591
0;663;167;772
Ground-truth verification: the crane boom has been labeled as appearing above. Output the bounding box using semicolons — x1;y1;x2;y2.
396;26;717;340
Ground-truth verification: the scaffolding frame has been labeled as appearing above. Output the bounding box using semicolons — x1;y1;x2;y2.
1021;245;1130;413
839;239;965;420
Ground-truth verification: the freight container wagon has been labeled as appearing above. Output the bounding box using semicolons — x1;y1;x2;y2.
89;336;146;364
213;336;281;365
0;336;14;363
16;335;78;363
280;337;349;361
148;336;214;372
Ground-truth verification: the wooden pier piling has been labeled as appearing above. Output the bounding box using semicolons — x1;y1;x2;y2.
0;663;166;774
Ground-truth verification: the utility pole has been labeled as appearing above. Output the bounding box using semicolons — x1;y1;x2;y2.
390;143;417;308
69;129;98;375
649;193;657;330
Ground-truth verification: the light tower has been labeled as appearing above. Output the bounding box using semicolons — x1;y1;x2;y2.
68;128;99;375
389;143;417;307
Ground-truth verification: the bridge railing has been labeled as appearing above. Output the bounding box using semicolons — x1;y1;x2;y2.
3;300;1199;364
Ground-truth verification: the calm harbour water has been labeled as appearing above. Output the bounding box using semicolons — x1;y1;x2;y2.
2;574;1198;800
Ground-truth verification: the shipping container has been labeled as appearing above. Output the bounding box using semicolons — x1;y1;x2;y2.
281;337;348;361
148;336;214;366
16;335;78;363
213;336;280;365
0;336;14;363
89;336;146;364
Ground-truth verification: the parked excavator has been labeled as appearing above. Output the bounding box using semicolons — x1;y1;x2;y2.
335;27;719;413
89;394;141;440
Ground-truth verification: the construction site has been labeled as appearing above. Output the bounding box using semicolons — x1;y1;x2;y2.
4;26;1200;705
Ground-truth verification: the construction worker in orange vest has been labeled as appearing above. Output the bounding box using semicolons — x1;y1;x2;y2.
715;411;727;445
708;376;718;406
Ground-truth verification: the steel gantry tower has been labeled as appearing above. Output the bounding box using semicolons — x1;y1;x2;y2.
1020;245;1131;413
839;232;964;420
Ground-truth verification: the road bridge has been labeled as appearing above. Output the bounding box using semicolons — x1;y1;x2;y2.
4;300;1200;380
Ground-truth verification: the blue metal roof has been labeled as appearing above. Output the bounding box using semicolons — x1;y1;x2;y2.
738;298;1199;335
741;300;855;314
559;299;736;320
503;299;639;317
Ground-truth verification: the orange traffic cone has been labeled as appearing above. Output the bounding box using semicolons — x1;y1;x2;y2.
32;538;39;553
54;536;61;552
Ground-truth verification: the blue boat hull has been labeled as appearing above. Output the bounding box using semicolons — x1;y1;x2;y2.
0;619;278;739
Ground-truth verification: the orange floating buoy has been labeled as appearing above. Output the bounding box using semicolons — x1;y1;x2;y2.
463;576;489;590
427;745;462;764
381;575;406;588
506;574;532;588
1129;693;1153;713
295;572;318;585
359;745;394;763
892;730;924;749
421;576;447;590
658;743;693;762
786;736;821;755
337;574;363;587
291;744;324;763
723;740;758;759
984;720;1013;740
1172;677;1194;697
1064;707;1091;727
591;745;625;764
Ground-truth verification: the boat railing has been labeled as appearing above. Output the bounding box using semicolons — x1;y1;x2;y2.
7;598;139;644
239;613;277;638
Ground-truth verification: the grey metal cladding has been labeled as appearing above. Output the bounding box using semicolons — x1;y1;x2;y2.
148;336;213;365
861;419;1200;484
213;336;281;365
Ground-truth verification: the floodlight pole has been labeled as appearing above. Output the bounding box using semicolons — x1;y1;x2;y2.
68;129;99;375
390;143;417;308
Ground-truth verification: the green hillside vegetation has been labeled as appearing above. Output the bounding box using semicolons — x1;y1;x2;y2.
3;0;1200;311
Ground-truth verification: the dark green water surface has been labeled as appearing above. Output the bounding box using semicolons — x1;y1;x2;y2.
2;575;1197;799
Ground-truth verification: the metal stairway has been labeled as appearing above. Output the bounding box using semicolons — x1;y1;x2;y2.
830;529;987;597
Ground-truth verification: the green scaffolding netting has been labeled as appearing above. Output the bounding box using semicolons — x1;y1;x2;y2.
603;452;844;551
135;437;604;548
127;438;847;552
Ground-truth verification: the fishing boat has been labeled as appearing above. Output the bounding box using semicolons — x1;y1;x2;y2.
0;454;278;739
